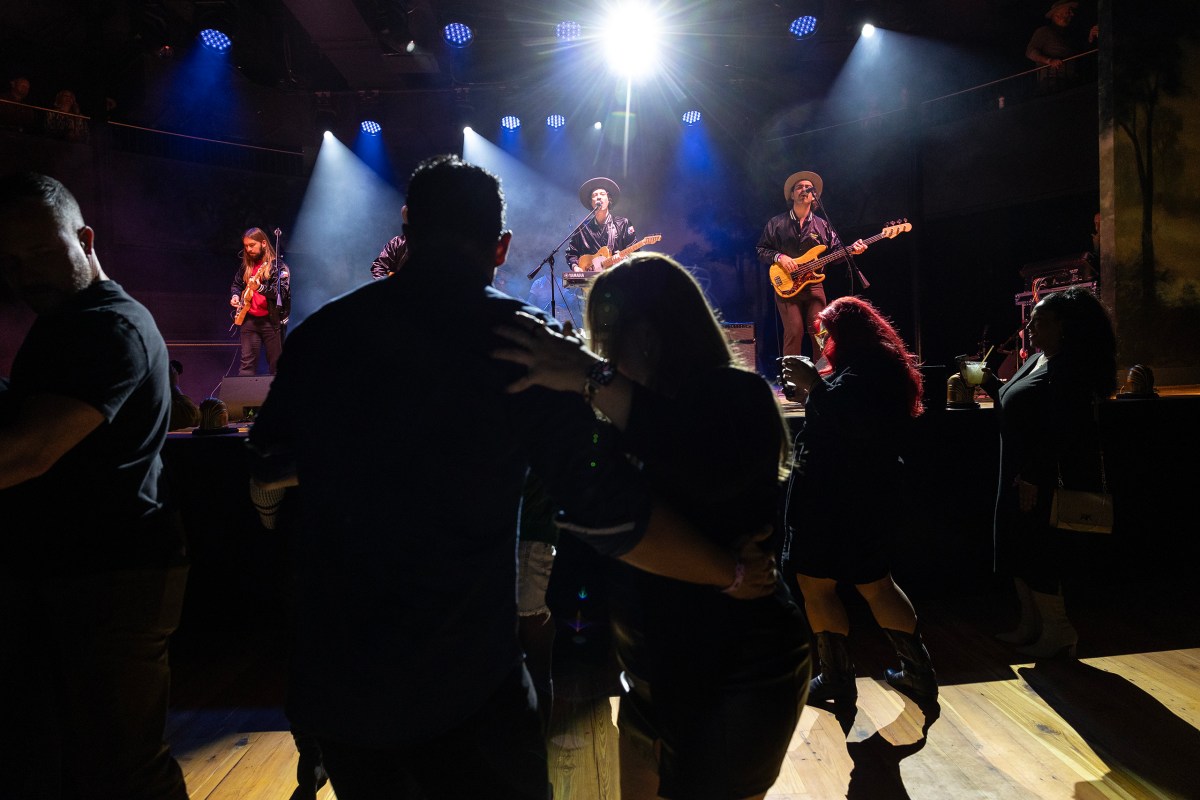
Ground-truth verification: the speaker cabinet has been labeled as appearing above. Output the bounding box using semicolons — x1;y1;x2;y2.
722;322;757;372
218;375;274;421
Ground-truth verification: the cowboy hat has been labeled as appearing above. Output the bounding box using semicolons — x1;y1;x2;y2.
1045;0;1078;18
783;170;823;202
579;177;621;209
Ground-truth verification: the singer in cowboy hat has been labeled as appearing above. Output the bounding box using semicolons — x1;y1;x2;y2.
565;177;638;273
756;170;867;357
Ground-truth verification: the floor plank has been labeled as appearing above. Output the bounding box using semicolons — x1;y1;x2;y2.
167;588;1200;799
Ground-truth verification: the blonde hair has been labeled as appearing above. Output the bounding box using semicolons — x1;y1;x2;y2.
585;254;790;474
586;254;733;393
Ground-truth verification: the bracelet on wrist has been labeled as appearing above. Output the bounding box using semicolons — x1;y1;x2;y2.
720;558;746;595
582;358;615;404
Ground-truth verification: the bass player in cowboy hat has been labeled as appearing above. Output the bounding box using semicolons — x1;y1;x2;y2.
757;170;867;358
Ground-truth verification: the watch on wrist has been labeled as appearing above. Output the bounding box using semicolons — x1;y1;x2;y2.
583;358;615;403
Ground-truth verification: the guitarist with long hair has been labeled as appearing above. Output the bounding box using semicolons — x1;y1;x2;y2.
757;170;867;359
230;227;290;375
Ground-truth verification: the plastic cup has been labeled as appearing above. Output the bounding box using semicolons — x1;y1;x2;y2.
962;361;985;386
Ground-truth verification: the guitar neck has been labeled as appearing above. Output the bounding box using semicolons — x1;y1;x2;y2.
601;236;661;267
811;231;892;269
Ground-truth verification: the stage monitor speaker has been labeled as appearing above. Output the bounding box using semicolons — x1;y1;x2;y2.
218;375;274;421
722;322;757;372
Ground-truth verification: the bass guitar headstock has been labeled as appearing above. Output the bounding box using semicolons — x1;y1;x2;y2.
881;219;913;239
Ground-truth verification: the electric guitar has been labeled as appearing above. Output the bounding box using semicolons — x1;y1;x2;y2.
768;221;912;298
577;234;662;271
233;262;269;325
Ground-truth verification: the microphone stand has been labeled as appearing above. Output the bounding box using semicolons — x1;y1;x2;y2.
814;196;870;293
273;227;286;339
528;206;598;320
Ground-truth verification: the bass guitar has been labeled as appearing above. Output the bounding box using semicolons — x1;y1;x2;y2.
577;234;662;272
768;221;911;298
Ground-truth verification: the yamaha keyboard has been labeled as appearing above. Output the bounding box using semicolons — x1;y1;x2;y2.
562;271;594;287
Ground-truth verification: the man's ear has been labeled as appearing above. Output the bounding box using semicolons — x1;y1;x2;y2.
494;231;512;267
78;225;95;256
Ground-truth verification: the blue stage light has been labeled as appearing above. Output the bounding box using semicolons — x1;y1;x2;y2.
500;115;521;130
360;120;382;135
789;15;818;40
546;114;566;129
198;28;232;53
443;22;473;48
556;20;582;41
681;110;701;125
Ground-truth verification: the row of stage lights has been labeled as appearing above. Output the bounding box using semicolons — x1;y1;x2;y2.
199;8;861;138
197;12;827;56
355;110;702;137
442;15;824;48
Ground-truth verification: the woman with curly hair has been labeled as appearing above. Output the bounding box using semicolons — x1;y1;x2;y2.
781;295;937;709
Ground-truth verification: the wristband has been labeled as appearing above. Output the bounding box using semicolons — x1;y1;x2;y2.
582;358;615;404
720;558;746;595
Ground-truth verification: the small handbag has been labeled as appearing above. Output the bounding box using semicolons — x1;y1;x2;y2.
1050;484;1113;534
1050;398;1113;534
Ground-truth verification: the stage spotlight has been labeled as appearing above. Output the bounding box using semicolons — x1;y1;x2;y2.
361;120;382;135
681;110;701;125
198;28;232;53
862;23;876;37
463;126;473;134
556;20;582;41
443;22;473;48
601;5;661;77
546;114;566;129
500;115;521;130
323;130;333;140
789;16;818;40
594;121;602;130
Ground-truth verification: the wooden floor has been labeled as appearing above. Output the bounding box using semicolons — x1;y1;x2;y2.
167;586;1200;799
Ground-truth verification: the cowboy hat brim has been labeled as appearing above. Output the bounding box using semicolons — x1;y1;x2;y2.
579;177;621;209
1045;0;1078;18
783;170;824;202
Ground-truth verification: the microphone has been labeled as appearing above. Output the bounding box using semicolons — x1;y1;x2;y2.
593;199;601;208
274;228;282;237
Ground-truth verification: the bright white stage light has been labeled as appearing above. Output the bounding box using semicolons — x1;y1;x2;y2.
601;4;662;77
463;126;473;134
323;130;332;140
861;23;876;37
594;121;603;130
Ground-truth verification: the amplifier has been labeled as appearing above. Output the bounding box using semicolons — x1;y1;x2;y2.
1014;280;1097;310
722;322;756;371
1019;252;1095;281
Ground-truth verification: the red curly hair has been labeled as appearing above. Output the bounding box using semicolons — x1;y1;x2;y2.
818;296;924;417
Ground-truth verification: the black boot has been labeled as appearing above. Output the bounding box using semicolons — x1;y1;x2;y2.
807;631;857;706
884;628;938;705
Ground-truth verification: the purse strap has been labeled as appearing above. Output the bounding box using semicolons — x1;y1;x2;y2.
1056;394;1107;493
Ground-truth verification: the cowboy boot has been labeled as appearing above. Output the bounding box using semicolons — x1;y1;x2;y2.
996;577;1040;644
884;627;938;705
1016;591;1078;659
807;631;858;706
